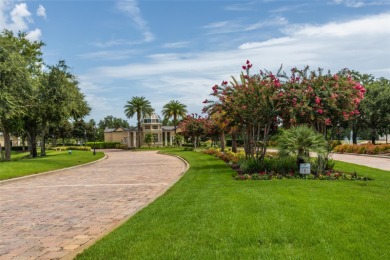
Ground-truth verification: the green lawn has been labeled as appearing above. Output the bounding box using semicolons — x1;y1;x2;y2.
0;150;105;180
76;150;390;259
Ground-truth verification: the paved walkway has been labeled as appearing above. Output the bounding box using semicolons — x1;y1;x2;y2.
330;153;390;171
0;150;187;260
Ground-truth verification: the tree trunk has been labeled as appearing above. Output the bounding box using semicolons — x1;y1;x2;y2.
0;142;4;160
174;114;177;134
21;136;26;151
27;131;38;158
232;133;237;153
352;129;358;144
24;119;39;157
2;127;12;161
371;128;376;145
40;127;47;156
137;121;141;148
220;131;225;152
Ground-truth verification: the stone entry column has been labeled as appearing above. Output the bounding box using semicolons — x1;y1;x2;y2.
133;132;136;147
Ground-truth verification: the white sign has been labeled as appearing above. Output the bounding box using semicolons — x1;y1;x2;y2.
300;163;311;174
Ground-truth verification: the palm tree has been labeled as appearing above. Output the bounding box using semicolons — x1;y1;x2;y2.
124;96;152;148
161;100;188;134
277;125;327;163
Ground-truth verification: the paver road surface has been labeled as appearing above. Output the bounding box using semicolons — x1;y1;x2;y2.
0;150;187;260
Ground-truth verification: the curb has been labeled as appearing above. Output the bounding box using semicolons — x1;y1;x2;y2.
331;152;390;159
63;151;190;260
0;153;108;185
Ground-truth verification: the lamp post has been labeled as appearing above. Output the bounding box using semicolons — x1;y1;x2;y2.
337;123;341;141
93;124;96;155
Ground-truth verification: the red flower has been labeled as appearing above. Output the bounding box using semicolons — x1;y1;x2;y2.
242;65;247;70
315;96;321;104
317;109;323;114
246;60;250;65
325;118;332;125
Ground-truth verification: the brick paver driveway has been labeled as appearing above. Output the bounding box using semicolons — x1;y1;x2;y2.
0;150;187;260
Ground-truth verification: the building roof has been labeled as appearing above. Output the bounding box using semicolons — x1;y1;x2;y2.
104;127;138;133
104;128;116;133
143;112;161;123
162;126;177;131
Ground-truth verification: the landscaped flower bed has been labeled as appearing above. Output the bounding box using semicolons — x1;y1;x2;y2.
233;171;372;181
204;148;372;181
333;143;390;155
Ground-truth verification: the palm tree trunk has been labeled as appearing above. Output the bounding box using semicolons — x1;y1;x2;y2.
174;114;177;134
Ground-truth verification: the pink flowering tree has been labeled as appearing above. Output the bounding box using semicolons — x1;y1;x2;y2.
205;61;282;160
279;67;365;137
178;114;209;148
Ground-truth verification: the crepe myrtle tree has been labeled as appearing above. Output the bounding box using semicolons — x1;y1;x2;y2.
204;61;365;160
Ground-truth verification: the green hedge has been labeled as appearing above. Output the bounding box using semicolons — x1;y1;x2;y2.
51;146;91;151
86;142;121;149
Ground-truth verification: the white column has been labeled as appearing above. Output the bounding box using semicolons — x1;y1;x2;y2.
170;132;173;146
164;132;167;146
133;132;136;147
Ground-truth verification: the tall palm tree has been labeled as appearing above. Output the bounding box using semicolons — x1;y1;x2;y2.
161;100;188;134
124;96;152;148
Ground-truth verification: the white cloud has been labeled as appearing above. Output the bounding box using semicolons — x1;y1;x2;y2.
239;37;294;49
331;0;390;8
203;16;288;34
116;0;154;43
9;3;32;31
162;41;190;49
79;49;137;60
36;4;46;20
0;1;43;41
26;28;41;41
82;12;390;120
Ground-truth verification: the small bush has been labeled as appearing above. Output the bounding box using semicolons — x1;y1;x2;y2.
333;143;390;155
51;146;91;151
86;142;120;149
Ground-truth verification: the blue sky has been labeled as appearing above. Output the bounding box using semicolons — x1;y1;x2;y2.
1;0;390;125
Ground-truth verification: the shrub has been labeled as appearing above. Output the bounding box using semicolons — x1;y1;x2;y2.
51;146;91;151
333;143;390;155
240;157;266;174
268;156;298;175
86;142;120;149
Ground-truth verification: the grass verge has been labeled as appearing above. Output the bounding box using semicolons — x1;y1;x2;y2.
76;150;390;259
0;150;105;181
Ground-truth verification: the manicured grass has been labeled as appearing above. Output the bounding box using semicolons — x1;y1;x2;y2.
77;150;390;259
0;150;105;180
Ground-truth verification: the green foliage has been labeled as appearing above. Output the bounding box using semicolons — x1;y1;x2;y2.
51;146;91;151
86;142;120;149
173;134;183;147
161;100;188;133
239;157;265;173
0;150;104;180
334;143;390;154
144;133;153;148
277;125;327;162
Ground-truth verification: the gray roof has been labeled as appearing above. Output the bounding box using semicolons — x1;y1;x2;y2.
162;126;177;131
